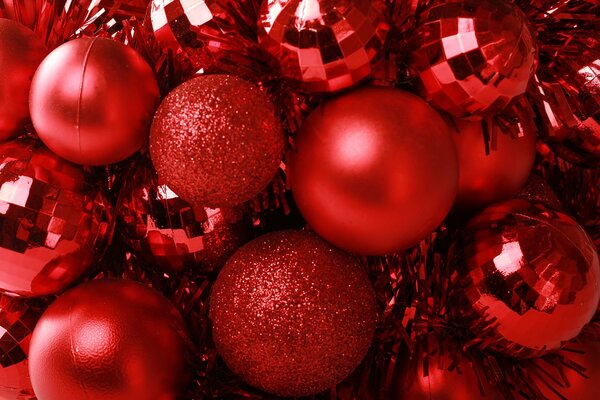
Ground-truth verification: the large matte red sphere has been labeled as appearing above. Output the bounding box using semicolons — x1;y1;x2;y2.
30;37;160;166
289;87;458;255
28;279;189;400
0;18;46;140
450;118;537;211
210;230;377;397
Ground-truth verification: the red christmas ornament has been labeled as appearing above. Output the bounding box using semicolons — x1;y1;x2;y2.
516;173;562;211
30;37;160;166
450;117;537;211
448;199;600;358
0;294;46;399
409;0;538;118
210;230;377;397
0;138;109;297
118;160;253;273
0;18;46;141
289;86;458;255
150;74;284;208
28;279;190;400
257;0;388;93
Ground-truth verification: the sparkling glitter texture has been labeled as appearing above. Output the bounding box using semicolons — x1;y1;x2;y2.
0;138;109;297
209;230;377;397
118;160;253;273
257;0;388;93
149;74;285;208
448;199;600;359
409;0;538;118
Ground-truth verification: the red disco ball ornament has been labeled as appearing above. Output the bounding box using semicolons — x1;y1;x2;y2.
450;117;537;211
28;279;190;400
118;160;253;273
289;86;458;255
0;138;109;297
0;294;46;399
0;18;46;141
210;230;377;397
30;37;160;166
150;74;284;208
448;199;600;358
409;0;538;118
257;0;388;93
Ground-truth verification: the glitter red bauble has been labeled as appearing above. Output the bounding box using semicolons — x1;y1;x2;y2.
209;230;377;397
257;0;388;93
288;86;458;255
0;18;46;141
448;199;600;358
118;159;253;273
150;74;284;208
409;0;538;118
28;279;190;400
0;294;46;399
30;37;160;166
450;118;537;211
0;138;109;297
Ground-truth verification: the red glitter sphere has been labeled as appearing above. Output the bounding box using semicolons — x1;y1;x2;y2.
210;230;377;397
448;199;600;358
28;279;190;400
0;18;46;140
257;0;388;93
409;0;538;118
0;138;109;297
30;37;160;166
289;86;458;255
150;74;285;208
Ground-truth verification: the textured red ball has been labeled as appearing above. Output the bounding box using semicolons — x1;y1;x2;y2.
448;199;600;358
450;118;537;211
210;230;377;397
409;0;537;118
150;74;284;208
0;18;46;140
289;86;458;255
257;0;388;93
28;279;190;400
0;138;109;297
30;37;160;166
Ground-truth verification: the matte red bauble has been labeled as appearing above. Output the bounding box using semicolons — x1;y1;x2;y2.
0;294;46;399
448;199;600;358
30;37;160;166
0;18;46;140
210;230;377;397
257;0;388;93
289;86;458;255
409;0;537;118
118;160;253;273
450;118;537;211
0;138;109;297
150;74;284;208
28;279;190;400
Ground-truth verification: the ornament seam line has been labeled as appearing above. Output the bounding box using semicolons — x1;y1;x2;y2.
77;38;98;159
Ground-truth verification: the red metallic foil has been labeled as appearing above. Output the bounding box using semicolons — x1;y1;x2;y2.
0;138;109;297
448;199;600;359
257;0;389;93
409;0;538;118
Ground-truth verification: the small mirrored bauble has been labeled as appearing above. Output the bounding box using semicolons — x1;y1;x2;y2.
448;199;600;358
409;0;538;118
257;0;388;93
0;138;109;297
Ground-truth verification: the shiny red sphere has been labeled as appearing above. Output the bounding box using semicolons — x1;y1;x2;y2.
28;279;190;400
0;18;46;140
289;86;458;255
30;37;160;166
450;118;537;211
